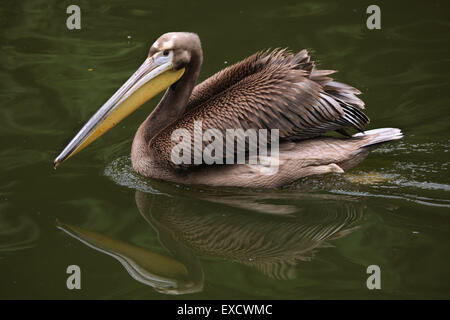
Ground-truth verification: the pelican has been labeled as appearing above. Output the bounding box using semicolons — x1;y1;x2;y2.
54;32;402;188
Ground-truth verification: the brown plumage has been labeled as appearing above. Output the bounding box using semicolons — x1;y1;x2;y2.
151;48;369;166
55;32;402;185
128;32;401;187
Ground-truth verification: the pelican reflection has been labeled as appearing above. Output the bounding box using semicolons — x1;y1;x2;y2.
57;186;365;294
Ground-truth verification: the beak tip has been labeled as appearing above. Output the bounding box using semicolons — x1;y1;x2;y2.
53;159;60;169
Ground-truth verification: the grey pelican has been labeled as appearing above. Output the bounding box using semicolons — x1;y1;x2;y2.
54;32;402;188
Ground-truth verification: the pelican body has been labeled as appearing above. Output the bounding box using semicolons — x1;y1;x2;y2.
54;32;402;188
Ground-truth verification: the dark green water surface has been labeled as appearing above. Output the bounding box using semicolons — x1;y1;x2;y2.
1;0;449;299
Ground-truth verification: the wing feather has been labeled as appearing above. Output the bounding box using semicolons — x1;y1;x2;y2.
151;49;369;167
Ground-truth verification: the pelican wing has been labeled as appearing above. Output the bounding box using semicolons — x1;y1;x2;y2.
152;49;369;167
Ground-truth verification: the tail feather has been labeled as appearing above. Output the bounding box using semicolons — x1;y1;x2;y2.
353;128;403;147
336;128;402;171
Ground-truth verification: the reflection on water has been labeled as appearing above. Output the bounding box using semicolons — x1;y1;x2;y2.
57;219;198;295
57;174;364;294
135;190;363;282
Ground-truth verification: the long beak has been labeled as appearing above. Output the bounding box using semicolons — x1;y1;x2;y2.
54;56;185;168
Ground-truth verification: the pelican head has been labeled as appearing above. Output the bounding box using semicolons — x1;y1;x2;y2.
54;32;201;168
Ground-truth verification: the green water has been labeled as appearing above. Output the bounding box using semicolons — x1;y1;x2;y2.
1;0;449;299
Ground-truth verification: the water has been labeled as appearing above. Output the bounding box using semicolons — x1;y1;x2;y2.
1;0;449;299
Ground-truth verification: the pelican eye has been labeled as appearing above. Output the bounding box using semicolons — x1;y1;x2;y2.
162;50;170;56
